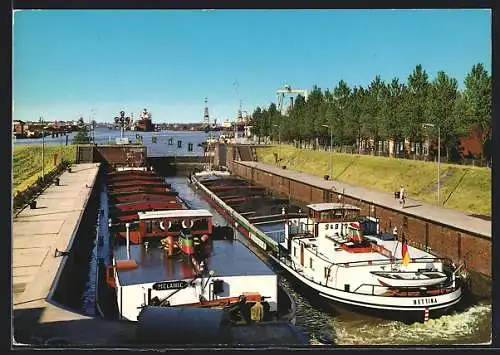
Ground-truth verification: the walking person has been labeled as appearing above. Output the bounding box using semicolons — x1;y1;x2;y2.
399;185;406;208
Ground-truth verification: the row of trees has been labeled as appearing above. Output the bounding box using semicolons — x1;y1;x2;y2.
249;63;491;162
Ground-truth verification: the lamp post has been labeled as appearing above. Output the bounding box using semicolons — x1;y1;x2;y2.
90;108;96;143
273;124;281;162
242;110;248;139
234;120;237;144
322;124;333;180
114;111;130;140
91;120;96;143
125;222;130;259
40;117;45;182
423;123;441;205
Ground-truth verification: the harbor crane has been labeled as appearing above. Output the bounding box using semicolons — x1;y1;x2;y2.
233;80;247;122
276;84;308;114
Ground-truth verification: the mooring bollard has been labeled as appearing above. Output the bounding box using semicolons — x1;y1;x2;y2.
67;167;72;173
54;177;60;186
29;200;37;209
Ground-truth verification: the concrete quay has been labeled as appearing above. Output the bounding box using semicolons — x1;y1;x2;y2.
13;163;100;303
238;161;491;239
12;163;136;346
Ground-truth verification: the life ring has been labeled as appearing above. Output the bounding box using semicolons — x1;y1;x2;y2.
182;219;194;229
159;220;172;231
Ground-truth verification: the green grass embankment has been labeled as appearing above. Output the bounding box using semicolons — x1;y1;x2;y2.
255;145;491;216
13;145;77;194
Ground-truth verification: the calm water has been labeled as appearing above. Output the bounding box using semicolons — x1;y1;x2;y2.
80;130;491;346
13;127;220;158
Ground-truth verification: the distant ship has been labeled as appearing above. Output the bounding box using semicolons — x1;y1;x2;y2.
235;110;246;132
134;109;155;132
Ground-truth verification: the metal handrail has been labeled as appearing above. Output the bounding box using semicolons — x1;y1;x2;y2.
277;254;458;296
350;280;456;295
193;176;278;252
333;256;453;268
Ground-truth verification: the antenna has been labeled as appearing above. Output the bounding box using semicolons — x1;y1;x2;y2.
203;97;210;126
203;98;213;171
233;80;243;120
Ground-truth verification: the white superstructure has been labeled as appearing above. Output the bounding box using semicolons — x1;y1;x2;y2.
271;202;464;319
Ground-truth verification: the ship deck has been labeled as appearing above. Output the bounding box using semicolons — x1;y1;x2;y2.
115;239;275;286
292;234;437;265
196;175;306;221
363;236;436;260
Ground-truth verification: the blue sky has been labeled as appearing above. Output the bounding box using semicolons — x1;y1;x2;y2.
13;9;491;124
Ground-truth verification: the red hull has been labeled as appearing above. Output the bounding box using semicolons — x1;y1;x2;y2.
224;194;266;204
110;203;183;219
108;170;212;247
108;175;163;182
110;193;179;204
108;186;171;194
109;180;168;188
108;170;157;178
111;201;183;213
210;185;263;192
116;227;210;244
113;214;144;223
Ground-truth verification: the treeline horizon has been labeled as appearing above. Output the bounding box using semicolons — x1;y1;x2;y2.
249;63;491;162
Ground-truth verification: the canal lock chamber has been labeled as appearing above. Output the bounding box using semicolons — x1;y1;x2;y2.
50;167;104;316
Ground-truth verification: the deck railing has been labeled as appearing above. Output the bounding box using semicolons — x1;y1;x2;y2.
193;176;279;252
276;255;459;297
330;256;453;268
264;229;285;244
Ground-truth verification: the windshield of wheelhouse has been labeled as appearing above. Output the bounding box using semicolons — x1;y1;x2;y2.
313;209;360;223
343;209;359;221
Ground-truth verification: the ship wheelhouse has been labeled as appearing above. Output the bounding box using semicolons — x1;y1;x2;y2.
283;203;362;251
137;209;213;241
115;209;214;245
307;203;361;239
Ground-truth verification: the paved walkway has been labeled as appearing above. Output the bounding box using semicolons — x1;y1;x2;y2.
238;161;491;238
11;163;134;345
13;163;100;304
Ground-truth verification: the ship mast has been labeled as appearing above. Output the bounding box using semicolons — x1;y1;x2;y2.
203;98;212;171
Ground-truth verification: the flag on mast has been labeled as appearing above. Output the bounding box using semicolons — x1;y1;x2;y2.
402;239;410;266
348;222;363;243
